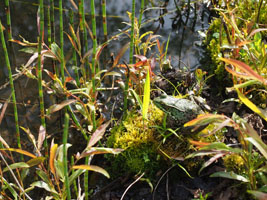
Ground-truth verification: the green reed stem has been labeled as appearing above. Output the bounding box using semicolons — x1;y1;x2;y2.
50;0;55;43
138;0;144;28
69;10;80;87
0;20;21;153
4;0;12;40
59;0;65;84
71;156;78;197
101;0;108;42
37;0;47;151
78;0;87;80
123;0;136;119
129;0;135;64
63;113;71;200
90;0;97;131
47;5;51;48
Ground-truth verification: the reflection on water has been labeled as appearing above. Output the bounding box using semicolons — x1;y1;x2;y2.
0;0;211;143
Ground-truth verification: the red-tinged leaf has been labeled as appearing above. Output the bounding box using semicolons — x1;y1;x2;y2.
134;55;147;62
221;58;267;85
199;153;226;174
189;140;211;148
0;98;9;125
47;99;77;115
248;191;267;200
65;77;73;83
112;42;130;68
49;144;58;176
26;157;46;167
37;125;45;152
0;148;36;158
66;32;79;54
79;147;124;158
184;114;229;127
87;121;110;148
248;28;267;38
72;165;110;178
96;44;107;61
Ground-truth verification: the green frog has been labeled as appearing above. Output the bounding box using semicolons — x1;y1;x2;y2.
153;94;205;132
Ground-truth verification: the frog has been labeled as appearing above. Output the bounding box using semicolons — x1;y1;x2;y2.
153;94;206;133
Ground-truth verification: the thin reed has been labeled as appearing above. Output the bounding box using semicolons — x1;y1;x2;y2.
4;0;12;40
0;20;21;153
59;0;65;84
101;0;108;42
37;0;47;151
90;0;97;131
63;113;71;200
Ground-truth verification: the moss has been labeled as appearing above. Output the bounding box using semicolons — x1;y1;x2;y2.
107;103;165;178
223;154;245;174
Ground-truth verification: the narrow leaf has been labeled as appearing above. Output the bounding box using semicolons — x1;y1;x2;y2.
210;171;249;182
236;89;267;122
142;69;150;119
87;121;110;148
50;144;58;176
26;157;46;167
72;165;110;178
46;99;76;115
3;162;30;173
0;148;36;158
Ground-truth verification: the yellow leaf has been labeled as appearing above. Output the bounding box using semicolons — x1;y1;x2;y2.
49;144;58;176
236;89;267;122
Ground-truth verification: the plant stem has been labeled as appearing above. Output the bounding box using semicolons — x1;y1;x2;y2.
37;0;47;152
63;113;71;200
59;0;65;84
0;20;21;155
101;0;108;42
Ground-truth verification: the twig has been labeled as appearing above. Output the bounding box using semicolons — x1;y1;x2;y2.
120;173;145;200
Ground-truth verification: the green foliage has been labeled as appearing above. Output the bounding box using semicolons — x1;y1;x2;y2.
203;0;267;90
107;104;165;178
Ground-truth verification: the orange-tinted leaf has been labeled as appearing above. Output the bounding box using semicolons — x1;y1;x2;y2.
221;58;267;85
189;140;211;148
0;148;36;158
112;42;130;68
184;114;229;127
72;165;110;178
49;144;58;176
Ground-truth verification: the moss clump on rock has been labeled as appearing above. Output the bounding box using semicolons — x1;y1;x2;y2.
107;103;165;178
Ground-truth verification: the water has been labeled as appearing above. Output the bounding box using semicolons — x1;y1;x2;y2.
0;0;211;143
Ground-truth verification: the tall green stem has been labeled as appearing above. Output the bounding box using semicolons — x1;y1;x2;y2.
37;0;46;150
101;0;108;42
63;113;71;200
4;0;12;40
0;20;21;153
90;0;97;131
59;0;65;84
